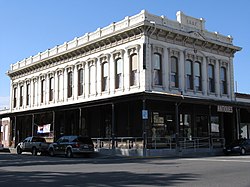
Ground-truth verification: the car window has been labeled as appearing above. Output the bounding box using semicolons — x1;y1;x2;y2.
62;138;69;143
23;137;30;143
57;137;64;143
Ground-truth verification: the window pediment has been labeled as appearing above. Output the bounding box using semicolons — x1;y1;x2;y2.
112;49;125;60
99;54;110;64
127;44;140;56
170;49;180;58
152;46;163;54
76;61;85;70
87;58;97;66
65;65;74;72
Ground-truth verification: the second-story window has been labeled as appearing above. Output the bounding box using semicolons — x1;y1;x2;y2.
41;79;45;103
171;56;179;88
58;72;63;101
78;68;84;96
185;60;193;90
67;71;73;98
102;62;108;92
194;61;202;91
13;87;17;108
208;64;215;93
153;53;162;85
20;85;23;107
115;58;123;89
130;53;138;86
26;83;30;106
220;67;227;94
89;65;95;95
33;79;37;105
49;77;54;101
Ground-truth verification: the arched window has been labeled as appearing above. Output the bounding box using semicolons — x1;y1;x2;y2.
102;62;109;91
26;83;30;105
220;67;227;94
171;56;178;88
185;60;193;90
130;54;138;86
89;65;95;95
19;85;23;107
208;64;215;93
78;69;84;96
41;79;45;103
153;53;162;85
194;61;202;91
115;58;123;89
49;77;54;101
58;72;63;101
13;87;17;108
67;71;73;98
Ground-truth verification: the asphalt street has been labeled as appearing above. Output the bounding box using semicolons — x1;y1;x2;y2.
0;152;250;187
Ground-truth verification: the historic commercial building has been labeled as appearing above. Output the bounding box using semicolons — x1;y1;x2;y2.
2;10;244;156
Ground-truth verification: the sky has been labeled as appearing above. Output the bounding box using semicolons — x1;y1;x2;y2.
0;0;249;109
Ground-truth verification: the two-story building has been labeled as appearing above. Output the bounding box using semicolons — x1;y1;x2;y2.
3;10;242;156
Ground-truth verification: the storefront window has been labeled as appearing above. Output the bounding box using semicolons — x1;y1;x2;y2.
211;116;220;137
195;115;208;137
180;114;192;139
151;112;175;147
240;123;249;139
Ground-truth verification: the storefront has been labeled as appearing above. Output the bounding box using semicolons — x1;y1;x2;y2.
5;92;237;153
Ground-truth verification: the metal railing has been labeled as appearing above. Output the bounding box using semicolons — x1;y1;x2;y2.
92;137;143;149
92;136;225;150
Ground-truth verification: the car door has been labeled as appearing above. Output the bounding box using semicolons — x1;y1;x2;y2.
59;136;70;154
22;137;31;151
52;137;64;155
26;137;33;151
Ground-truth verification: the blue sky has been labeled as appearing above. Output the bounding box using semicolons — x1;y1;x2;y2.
0;0;249;109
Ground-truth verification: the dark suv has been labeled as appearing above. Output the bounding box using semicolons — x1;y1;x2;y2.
223;139;250;155
48;135;94;157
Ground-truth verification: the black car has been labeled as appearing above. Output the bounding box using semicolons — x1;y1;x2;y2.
223;139;250;155
48;135;94;157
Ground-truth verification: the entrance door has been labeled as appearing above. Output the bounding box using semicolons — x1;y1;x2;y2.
195;115;208;137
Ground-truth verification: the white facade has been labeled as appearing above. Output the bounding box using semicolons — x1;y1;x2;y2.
7;10;241;113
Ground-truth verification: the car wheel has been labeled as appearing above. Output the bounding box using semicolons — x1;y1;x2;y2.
66;148;73;158
241;148;246;155
49;148;55;157
17;146;22;155
32;147;37;156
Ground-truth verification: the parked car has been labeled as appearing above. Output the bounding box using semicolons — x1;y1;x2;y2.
48;135;94;158
223;139;250;155
16;136;50;156
0;143;3;150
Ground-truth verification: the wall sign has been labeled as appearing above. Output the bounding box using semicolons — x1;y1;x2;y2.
217;105;233;113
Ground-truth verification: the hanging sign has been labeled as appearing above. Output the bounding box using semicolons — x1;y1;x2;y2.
142;110;148;120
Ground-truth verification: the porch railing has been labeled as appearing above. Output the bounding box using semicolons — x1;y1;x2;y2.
92;136;225;150
92;137;143;149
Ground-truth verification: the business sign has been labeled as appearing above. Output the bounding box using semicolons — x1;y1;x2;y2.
217;105;233;113
37;124;51;133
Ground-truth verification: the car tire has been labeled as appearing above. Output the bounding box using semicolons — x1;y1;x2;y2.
49;148;55;157
17;146;22;155
240;148;246;155
32;147;37;156
66;148;73;158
